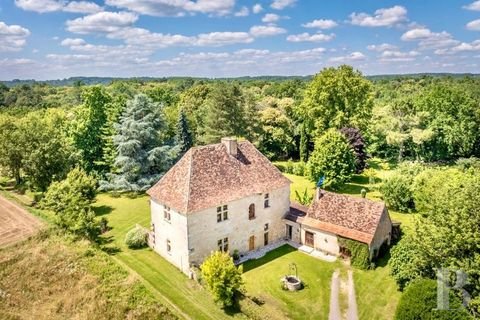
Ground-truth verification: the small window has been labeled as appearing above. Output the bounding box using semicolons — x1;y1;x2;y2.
164;205;171;221
249;203;255;220
264;193;270;208
264;223;269;231
218;238;229;252
166;239;171;252
217;205;228;222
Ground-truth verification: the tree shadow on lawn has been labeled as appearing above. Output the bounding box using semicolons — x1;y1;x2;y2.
242;245;297;273
92;205;113;217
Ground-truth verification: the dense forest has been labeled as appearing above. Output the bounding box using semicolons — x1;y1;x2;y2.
1;65;480;317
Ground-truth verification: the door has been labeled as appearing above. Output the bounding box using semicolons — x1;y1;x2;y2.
305;231;314;247
264;232;269;246
249;235;255;251
286;225;293;240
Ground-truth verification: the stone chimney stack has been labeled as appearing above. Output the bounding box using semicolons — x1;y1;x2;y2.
316;187;323;200
221;137;238;156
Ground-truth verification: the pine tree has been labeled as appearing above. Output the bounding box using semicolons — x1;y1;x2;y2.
199;83;246;144
101;94;179;192
175;109;193;154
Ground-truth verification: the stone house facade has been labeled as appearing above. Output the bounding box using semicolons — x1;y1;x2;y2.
147;138;392;274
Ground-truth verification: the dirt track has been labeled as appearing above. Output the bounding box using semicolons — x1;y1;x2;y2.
0;195;43;248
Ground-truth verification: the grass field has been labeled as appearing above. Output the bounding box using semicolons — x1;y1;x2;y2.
95;194;246;320
0;232;176;320
242;245;341;320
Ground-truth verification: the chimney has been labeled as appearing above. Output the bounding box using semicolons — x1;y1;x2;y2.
221;137;237;156
316;187;323;200
361;188;367;198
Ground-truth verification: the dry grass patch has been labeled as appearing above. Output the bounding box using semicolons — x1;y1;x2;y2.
0;231;176;320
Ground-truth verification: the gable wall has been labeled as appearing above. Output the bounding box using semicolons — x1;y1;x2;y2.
150;198;190;274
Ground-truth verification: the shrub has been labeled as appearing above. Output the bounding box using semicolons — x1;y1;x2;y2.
285;160;294;174
338;237;372;270
307;129;356;188
41;168;102;241
232;249;240;261
389;236;427;290
394;279;471;320
294;188;313;205
379;173;414;212
292;161;307;176
201;251;243;307
125;225;149;249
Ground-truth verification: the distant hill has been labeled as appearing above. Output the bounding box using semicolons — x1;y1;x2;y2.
2;73;479;87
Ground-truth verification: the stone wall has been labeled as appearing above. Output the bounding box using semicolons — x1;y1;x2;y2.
187;185;291;266
369;208;392;257
150;199;190;274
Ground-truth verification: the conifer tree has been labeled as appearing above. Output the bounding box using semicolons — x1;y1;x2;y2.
101;94;179;192
175;109;193;154
199;83;246;144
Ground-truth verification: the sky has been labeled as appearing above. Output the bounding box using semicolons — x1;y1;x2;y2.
0;0;480;80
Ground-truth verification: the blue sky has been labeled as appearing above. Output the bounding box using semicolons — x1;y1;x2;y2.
1;0;479;79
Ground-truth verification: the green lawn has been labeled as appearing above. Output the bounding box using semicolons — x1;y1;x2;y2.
242;245;342;320
94;194;245;320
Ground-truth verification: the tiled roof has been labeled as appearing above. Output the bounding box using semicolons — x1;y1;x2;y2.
147;140;291;214
285;192;386;244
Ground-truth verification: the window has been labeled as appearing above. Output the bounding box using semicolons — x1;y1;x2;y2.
248;203;255;220
264;223;269;231
166;239;171;252
264;193;270;208
217;205;228;222
218;238;228;252
163;205;171;221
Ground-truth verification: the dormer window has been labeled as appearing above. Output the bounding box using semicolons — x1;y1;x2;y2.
217;205;228;222
164;205;171;221
264;193;270;208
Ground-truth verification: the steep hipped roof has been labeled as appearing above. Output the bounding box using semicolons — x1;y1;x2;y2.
285;192;386;244
147;140;291;214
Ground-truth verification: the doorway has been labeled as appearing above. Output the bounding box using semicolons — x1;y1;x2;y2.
249;235;255;251
286;224;293;240
305;231;314;247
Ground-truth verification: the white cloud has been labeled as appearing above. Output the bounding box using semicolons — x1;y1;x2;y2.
434;40;480;55
196;32;254;46
105;0;235;17
350;5;407;27
466;19;480;31
61;38;87;46
379;50;419;61
329;51;366;62
63;1;102;13
367;43;398;51
234;6;249;17
252;3;263;14
15;0;102;13
401;28;460;49
302;19;337;29
262;13;280;23
66;11;138;34
0;21;30;52
271;0;296;10
286;32;334;42
249;25;287;37
463;1;480;11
